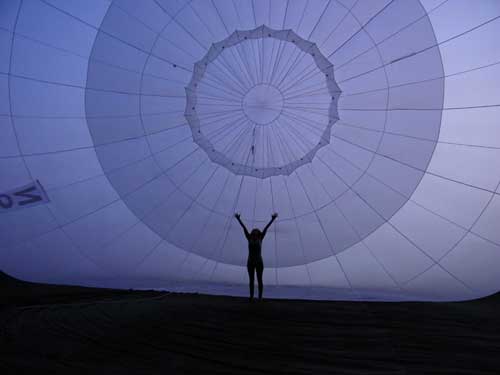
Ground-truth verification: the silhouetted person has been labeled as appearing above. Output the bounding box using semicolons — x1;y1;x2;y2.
235;212;278;301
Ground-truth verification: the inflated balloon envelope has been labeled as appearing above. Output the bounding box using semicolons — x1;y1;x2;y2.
0;0;499;302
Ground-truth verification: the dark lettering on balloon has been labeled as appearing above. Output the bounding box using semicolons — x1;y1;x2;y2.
0;181;49;211
14;186;43;206
0;194;13;209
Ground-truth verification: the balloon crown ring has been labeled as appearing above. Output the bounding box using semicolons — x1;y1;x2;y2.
185;25;341;179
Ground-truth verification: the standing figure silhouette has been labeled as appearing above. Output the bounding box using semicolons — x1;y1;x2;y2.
235;212;278;301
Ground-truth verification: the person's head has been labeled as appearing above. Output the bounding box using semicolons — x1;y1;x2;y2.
250;228;262;240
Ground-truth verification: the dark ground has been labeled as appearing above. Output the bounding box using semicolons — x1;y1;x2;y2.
1;271;499;374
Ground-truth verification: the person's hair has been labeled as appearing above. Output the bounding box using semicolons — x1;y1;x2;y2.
250;228;262;237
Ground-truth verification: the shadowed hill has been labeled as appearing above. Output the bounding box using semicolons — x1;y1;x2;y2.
0;270;22;284
1;272;500;374
0;270;163;307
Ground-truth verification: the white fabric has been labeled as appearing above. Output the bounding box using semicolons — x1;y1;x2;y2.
1;0;499;301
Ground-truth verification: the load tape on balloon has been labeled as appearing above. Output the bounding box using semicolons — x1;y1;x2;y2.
0;180;50;212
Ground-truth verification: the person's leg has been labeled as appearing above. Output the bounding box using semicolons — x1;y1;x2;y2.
256;262;264;300
247;263;255;300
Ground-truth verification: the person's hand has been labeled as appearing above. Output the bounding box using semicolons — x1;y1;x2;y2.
272;213;278;219
234;213;241;219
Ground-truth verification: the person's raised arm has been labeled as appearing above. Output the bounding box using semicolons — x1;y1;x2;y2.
262;213;278;238
234;213;250;239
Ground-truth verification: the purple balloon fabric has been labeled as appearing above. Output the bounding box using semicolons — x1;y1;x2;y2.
1;0;500;301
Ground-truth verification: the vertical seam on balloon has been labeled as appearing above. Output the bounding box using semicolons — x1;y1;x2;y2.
250;0;263;83
341;60;500;100
277;0;361;94
208;170;247;282
133;0;210;270
189;171;233;280
15;0;119;278
333;0;450;73
282;176;313;286
182;13;251;98
403;180;500;290
145;162;223;277
40;0;192;72
316;141;500;252
337;14;500;85
346;177;476;293
0;25;189;87
231;0;260;86
194;130;255;278
272;0;331;90
268;176;279;286
171;116;253;276
267;0;291;85
81;0;195;277
207;143;259;278
293;170;356;295
311;151;404;292
211;0;255;88
331;132;500;196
